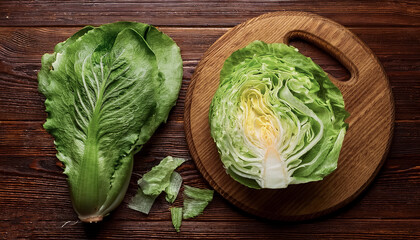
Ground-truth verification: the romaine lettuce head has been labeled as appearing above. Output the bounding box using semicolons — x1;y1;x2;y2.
209;41;349;189
38;22;182;221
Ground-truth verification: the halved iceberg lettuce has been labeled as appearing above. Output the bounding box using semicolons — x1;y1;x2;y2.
209;41;349;189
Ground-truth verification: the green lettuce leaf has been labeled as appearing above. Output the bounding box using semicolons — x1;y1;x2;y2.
170;207;183;232
38;22;182;222
139;156;185;196
183;185;214;202
128;188;158;215
165;172;183;203
209;40;349;189
182;185;214;219
129;156;185;215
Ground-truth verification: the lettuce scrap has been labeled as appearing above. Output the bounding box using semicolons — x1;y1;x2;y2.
128;189;158;215
170;207;183;232
165;172;183;204
182;185;214;219
139;156;185;196
129;156;185;214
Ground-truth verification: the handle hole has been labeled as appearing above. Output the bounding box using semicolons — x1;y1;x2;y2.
288;37;351;82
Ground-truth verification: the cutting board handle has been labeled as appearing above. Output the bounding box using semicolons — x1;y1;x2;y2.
280;18;367;86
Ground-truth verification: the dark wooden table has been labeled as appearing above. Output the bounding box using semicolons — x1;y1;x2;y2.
0;1;419;239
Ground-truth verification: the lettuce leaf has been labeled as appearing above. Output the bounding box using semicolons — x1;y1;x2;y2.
183;185;214;202
170;207;183;232
182;185;213;219
129;156;185;215
165;172;183;203
38;22;182;222
128;189;158;215
139;156;185;196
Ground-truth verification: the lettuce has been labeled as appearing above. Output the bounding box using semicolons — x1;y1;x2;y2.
165;172;183;204
129;156;185;214
38;22;182;222
170;207;183;232
182;185;213;219
139;157;185;196
128;188;158;215
209;41;349;189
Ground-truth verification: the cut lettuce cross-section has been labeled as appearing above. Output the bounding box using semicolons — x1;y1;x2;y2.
209;40;349;189
38;22;182;222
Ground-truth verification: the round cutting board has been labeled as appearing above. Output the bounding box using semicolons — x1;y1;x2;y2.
184;11;394;221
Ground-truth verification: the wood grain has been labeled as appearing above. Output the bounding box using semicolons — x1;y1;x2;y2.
1;0;419;27
185;11;394;220
1;219;420;240
0;1;419;239
0;121;417;221
0;27;418;121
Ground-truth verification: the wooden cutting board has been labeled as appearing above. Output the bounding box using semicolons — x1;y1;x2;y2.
184;11;394;221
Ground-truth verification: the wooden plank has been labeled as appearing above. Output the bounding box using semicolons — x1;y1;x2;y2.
1;27;419;64
0;0;419;27
0;121;419;158
0;218;419;239
0;121;419;221
0;27;419;121
1;155;419;221
2;67;417;120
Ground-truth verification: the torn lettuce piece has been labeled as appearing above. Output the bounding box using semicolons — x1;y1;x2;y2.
170;207;183;232
183;185;214;202
139;156;185;196
182;185;214;219
183;199;211;219
128;187;158;215
165;172;183;203
128;156;185;215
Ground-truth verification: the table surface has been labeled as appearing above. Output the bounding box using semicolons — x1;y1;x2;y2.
0;1;419;239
